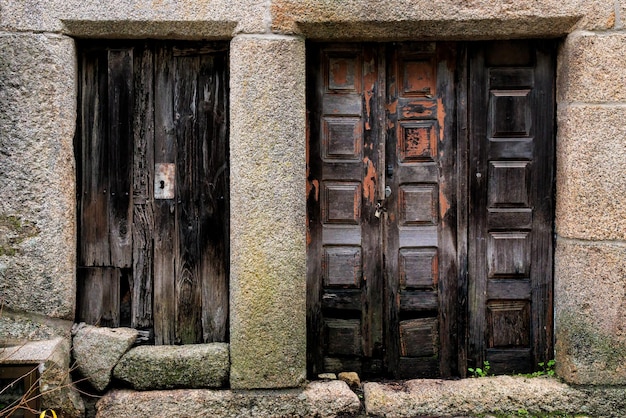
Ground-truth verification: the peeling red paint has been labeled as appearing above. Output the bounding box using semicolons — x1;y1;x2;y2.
439;187;450;219
386;99;398;114
437;97;446;143
363;56;377;131
362;157;376;205
364;90;373;130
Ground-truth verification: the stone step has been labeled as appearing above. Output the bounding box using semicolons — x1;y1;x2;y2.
113;343;230;390
96;380;361;417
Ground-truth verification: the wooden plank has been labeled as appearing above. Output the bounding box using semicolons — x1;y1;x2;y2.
530;43;556;368
467;43;489;369
153;44;177;345
306;44;325;377
434;42;458;378
321;290;363;311
455;44;469;378
76;267;121;327
486;348;532;374
384;44;401;376
198;51;229;342
174;53;203;344
79;49;111;267
107;48;134;268
131;43;154;330
396;357;439;378
399;291;439;312
361;44;384;361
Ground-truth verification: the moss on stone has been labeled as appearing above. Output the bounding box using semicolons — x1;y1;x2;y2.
557;311;626;384
0;214;40;256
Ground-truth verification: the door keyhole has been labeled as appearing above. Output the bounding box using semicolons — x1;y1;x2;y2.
160;180;165;189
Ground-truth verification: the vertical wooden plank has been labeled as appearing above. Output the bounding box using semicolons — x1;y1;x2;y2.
76;267;121;327
361;43;383;373
198;50;230;343
384;44;401;377
306;45;324;377
107;48;134;268
530;43;555;367
153;44;177;345
467;44;488;370
174;53;203;344
79;48;111;267
456;44;470;378
436;42;458;378
131;43;155;330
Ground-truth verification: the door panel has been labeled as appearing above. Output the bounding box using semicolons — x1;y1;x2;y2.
76;41;229;345
385;43;457;378
468;41;555;374
307;44;384;376
307;43;456;378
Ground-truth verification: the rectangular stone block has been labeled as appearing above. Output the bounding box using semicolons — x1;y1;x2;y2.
558;32;626;103
556;105;626;240
0;33;76;320
271;0;581;38
229;34;307;389
0;0;267;36
555;239;626;385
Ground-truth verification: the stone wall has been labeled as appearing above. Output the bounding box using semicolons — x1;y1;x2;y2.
0;0;625;399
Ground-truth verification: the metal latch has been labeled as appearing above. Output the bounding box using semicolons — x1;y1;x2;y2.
154;163;175;199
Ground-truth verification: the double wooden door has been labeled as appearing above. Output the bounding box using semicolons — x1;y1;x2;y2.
306;41;555;378
76;41;229;345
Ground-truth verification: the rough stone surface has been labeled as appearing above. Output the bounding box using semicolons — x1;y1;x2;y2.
72;325;138;392
113;343;229;390
0;338;84;417
0;0;267;36
338;372;360;388
271;0;582;39
96;380;360;418
558;32;626;103
364;376;593;417
554;239;626;385
0;33;76;320
229;34;307;390
0;310;73;343
571;0;619;30
556;105;626;241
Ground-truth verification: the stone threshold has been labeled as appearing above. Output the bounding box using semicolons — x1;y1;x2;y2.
97;376;626;417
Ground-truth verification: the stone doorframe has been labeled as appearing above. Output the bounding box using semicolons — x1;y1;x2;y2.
2;0;626;392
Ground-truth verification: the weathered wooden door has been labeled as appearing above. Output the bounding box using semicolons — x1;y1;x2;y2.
307;41;554;378
76;41;229;345
466;41;555;374
307;43;457;378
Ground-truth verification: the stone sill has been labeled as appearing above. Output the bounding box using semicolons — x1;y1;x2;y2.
0;337;65;365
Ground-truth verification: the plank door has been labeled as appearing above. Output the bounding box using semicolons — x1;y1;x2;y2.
307;44;385;377
306;43;457;378
467;41;555;374
76;41;229;345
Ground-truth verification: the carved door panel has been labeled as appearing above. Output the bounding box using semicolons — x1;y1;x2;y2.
76;41;229;345
467;41;555;374
306;43;457;378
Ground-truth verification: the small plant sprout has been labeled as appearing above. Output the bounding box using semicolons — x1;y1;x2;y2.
468;361;490;377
